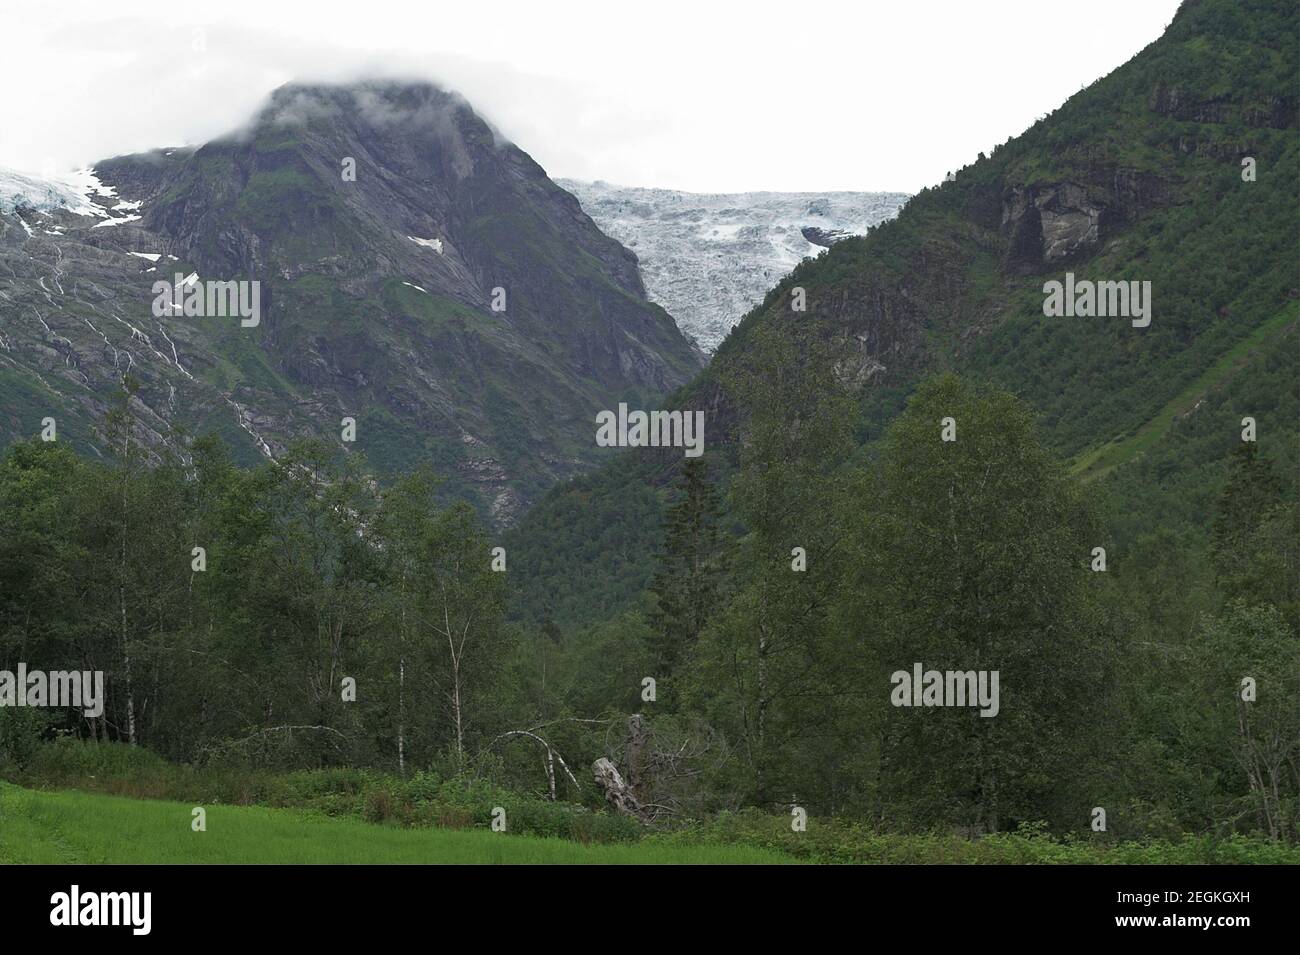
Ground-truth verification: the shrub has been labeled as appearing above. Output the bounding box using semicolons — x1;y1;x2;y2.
22;737;170;782
0;707;50;770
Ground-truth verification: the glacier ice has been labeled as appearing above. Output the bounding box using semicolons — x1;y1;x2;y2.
560;180;909;353
0;166;144;228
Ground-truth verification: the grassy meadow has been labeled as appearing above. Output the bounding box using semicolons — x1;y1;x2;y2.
0;782;794;864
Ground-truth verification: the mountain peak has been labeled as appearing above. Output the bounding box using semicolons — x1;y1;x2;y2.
255;79;483;137
0;79;700;524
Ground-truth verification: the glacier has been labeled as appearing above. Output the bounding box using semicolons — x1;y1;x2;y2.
0;166;116;217
559;180;910;353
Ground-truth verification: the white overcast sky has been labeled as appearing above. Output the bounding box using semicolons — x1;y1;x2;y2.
0;0;1183;194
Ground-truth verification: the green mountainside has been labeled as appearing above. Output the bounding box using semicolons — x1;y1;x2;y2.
507;0;1299;628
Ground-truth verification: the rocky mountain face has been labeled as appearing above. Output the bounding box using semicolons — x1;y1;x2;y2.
0;82;702;523
557;181;908;352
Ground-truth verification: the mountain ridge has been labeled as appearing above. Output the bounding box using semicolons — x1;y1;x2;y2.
0;80;703;523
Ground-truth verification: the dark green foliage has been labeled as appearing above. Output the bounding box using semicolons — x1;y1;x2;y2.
646;457;725;681
658;812;1300;864
842;376;1113;831
1212;443;1297;617
503;453;673;630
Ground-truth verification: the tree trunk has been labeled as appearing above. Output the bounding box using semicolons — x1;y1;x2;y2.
592;757;649;822
624;713;652;805
443;597;464;760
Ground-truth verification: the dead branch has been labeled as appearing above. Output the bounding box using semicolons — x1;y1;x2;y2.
489;729;580;796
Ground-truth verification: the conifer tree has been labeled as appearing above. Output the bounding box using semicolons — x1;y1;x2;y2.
648;457;724;679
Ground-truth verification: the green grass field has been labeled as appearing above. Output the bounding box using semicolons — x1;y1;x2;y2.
0;783;794;864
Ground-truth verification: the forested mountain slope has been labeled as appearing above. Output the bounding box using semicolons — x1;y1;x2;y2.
507;0;1298;627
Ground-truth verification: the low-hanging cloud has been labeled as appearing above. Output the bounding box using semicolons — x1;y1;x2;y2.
0;0;1182;192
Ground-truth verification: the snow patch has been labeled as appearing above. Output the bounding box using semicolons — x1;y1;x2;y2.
407;235;443;254
93;214;142;228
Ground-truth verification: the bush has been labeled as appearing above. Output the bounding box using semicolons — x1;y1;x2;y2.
22;737;170;781
14;742;1292;861
657;812;1300;864
0;707;50;770
9;748;646;843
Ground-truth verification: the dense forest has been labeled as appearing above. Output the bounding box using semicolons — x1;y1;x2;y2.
1;341;1295;847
